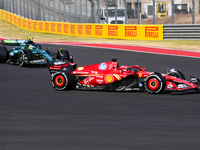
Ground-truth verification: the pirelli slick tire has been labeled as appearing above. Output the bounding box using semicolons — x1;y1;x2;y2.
167;68;185;80
52;72;73;91
56;49;70;61
18;50;32;67
145;73;166;94
0;46;8;63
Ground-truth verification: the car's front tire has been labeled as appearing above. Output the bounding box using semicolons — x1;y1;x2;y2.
56;49;70;61
18;50;32;67
145;73;166;94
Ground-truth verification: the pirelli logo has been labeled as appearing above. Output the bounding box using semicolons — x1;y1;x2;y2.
125;26;137;37
57;23;62;33
14;16;17;24
45;23;49;31
9;14;12;22
95;25;103;36
33;21;37;30
108;26;118;36
39;22;43;31
18;18;21;26
0;8;163;41
51;23;56;32
23;19;26;28
28;21;32;29
145;27;159;38
78;25;83;35
70;25;75;34
63;24;68;34
86;25;92;35
5;12;8;20
1;11;4;18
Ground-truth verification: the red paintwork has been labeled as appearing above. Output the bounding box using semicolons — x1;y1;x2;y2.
71;61;148;86
54;75;65;87
48;63;69;70
148;78;160;90
164;75;198;90
49;60;199;91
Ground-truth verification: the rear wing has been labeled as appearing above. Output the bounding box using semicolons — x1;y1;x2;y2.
1;39;27;46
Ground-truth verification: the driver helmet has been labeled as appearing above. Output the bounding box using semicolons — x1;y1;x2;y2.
120;65;129;71
28;45;37;50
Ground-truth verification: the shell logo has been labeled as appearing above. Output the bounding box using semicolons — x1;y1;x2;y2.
105;75;114;83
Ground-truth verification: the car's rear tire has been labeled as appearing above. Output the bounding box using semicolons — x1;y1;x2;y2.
145;73;166;94
0;46;8;63
18;50;32;67
52;72;69;91
56;49;70;61
167;68;185;80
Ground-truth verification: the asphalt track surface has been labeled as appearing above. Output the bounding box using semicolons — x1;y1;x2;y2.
1;44;200;150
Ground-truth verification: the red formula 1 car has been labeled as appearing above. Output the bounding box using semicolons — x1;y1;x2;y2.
48;56;200;94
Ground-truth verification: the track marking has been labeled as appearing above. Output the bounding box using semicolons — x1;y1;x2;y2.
42;42;200;59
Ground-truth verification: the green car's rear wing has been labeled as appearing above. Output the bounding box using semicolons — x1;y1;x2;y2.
1;39;27;46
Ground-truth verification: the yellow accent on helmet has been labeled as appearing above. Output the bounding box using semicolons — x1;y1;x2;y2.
29;45;36;49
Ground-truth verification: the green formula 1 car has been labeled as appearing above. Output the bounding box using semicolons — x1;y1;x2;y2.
0;38;72;67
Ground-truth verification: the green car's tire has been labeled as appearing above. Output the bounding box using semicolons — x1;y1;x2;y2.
18;50;32;67
0;46;8;63
56;49;70;61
